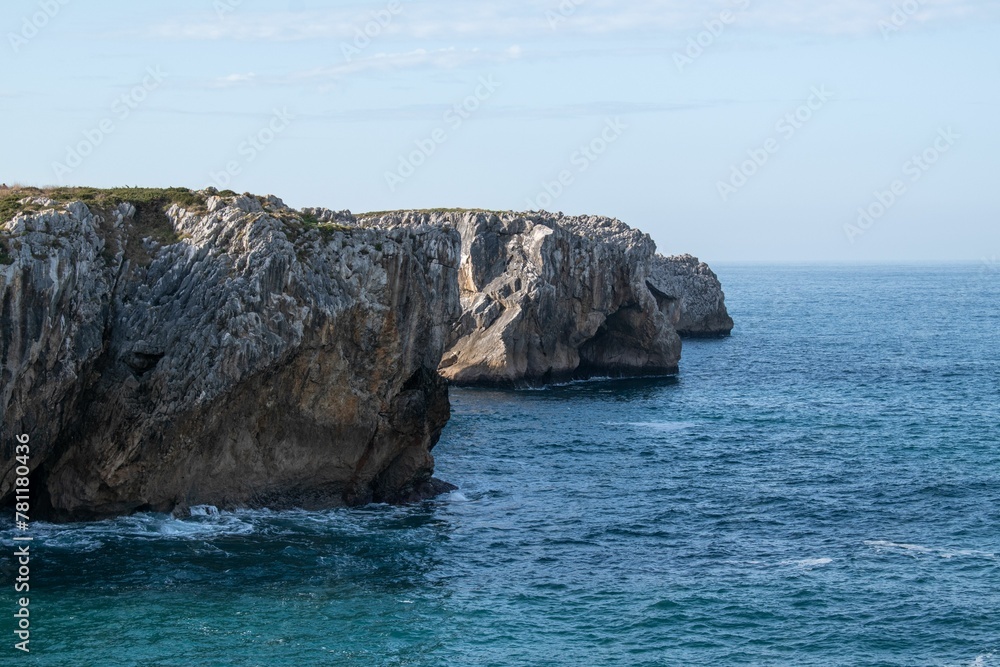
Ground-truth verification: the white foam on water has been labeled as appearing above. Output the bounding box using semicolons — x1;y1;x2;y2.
603;421;697;432
189;505;221;516
122;511;259;539
722;559;767;567
772;557;832;568
864;540;934;554
725;558;832;569
442;491;470;503
30;530;105;552
516;377;613;391
865;540;996;560
518;374;677;391
3;509;264;550
937;548;997;559
967;652;996;667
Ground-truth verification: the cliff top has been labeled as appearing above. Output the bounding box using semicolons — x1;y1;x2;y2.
355;208;649;250
1;186;654;260
1;186;611;222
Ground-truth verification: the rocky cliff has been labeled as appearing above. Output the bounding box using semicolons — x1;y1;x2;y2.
359;211;682;386
1;189;460;520
1;190;733;520
646;254;734;337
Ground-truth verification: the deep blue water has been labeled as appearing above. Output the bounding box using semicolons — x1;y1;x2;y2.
3;265;999;666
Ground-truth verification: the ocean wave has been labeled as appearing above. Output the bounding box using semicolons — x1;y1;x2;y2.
517;374;678;390
789;557;833;568
441;490;470;503
0;510;268;551
602;421;697;431
965;652;996;667
725;557;833;569
864;540;996;560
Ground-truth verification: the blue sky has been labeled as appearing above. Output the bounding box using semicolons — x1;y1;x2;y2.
2;0;998;262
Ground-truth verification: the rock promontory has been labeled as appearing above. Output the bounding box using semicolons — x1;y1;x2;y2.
1;189;733;520
359;210;682;386
646;254;734;337
1;188;459;520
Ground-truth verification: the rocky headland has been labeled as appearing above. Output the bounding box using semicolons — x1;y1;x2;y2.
359;210;683;386
647;254;734;338
0;188;732;520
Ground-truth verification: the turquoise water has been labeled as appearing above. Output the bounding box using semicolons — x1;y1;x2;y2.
4;265;999;666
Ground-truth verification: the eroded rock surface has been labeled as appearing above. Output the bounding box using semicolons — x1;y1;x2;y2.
1;192;460;520
647;254;734;337
360;211;682;386
1;191;733;521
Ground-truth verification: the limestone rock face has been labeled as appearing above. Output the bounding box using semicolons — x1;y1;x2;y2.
360;211;682;386
1;193;460;520
1;191;732;520
647;254;734;337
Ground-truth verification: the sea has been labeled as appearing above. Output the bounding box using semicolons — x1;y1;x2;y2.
3;264;999;666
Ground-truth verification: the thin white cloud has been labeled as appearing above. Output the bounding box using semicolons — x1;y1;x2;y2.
152;0;1000;43
133;99;740;122
209;44;683;88
292;46;524;80
213;72;257;87
750;0;996;34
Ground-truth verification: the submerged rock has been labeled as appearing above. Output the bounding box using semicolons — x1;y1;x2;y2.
0;190;460;520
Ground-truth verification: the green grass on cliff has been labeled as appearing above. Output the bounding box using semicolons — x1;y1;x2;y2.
0;190;42;224
356;208;509;218
0;186;207;245
296;212;352;239
1;186;203;213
